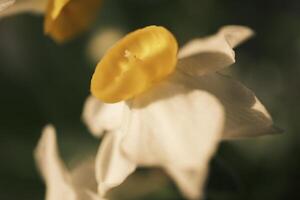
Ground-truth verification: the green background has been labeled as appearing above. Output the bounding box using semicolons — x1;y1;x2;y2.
0;0;299;199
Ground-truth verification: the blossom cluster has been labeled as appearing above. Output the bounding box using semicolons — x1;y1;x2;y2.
0;1;280;199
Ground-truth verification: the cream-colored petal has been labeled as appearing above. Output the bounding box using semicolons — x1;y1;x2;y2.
165;166;208;200
82;96;125;138
34;125;77;200
122;71;225;169
218;25;254;48
0;0;47;18
95;131;136;197
177;25;253;76
186;72;278;139
119;70;276;198
34;125;103;200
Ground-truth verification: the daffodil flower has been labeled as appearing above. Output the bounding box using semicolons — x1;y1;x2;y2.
34;125;106;200
83;25;280;199
0;0;101;42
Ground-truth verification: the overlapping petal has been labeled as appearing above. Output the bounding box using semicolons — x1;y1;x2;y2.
91;70;278;199
121;72;225;169
83;25;279;200
82;96;125;138
177;25;253;76
95;130;136;197
104;72;223;199
185;72;278;139
34;125;103;200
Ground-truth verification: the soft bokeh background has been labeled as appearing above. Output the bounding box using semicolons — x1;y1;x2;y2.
0;0;299;199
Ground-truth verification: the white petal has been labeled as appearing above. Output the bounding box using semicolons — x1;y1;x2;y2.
34;125;77;200
177;25;253;76
34;125;103;200
119;70;277;198
186;72;278;139
165;166;208;200
121;71;225;170
218;25;254;48
82;96;125;138
95;131;136;197
0;0;47;18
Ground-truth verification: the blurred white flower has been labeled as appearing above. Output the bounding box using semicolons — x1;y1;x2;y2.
83;25;279;200
87;27;125;62
34;125;105;200
0;0;102;42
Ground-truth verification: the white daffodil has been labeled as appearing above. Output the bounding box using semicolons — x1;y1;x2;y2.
0;0;102;42
34;125;105;200
83;25;280;200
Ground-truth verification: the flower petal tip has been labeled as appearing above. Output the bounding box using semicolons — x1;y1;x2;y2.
219;25;255;48
35;124;56;153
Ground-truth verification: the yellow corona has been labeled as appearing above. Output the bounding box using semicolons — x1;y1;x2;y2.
91;26;178;103
44;0;101;42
